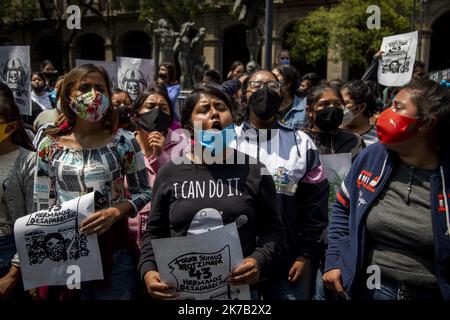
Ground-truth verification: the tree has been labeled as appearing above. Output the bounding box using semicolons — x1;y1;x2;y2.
287;0;414;67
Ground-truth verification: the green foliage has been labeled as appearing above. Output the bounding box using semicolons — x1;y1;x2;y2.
0;0;36;28
288;0;414;67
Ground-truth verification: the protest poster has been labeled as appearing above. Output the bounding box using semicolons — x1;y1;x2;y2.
14;191;103;290
320;153;352;214
117;56;154;101
0;46;31;115
152;223;251;300
378;31;418;87
75;59;118;88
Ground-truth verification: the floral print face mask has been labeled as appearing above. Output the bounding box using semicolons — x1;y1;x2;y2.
69;89;110;123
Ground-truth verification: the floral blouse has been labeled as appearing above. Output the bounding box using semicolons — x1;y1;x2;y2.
34;129;151;215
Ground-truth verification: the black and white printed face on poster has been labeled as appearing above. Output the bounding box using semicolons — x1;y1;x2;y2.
75;59;118;89
14;192;103;290
152;223;251;300
117;57;154;101
0;46;31;115
378;31;418;87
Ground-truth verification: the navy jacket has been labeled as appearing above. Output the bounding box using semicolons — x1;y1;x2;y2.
325;142;450;299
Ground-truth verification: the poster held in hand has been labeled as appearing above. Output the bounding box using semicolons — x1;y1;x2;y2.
152;223;251;300
378;31;418;87
14;191;103;290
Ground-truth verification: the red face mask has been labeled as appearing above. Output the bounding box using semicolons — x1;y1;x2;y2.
376;107;418;144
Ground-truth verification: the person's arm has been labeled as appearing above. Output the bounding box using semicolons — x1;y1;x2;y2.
81;131;152;235
323;167;353;297
138;171;177;299
229;166;285;285
34;136;56;211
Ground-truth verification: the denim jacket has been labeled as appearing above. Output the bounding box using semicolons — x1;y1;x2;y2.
278;95;307;130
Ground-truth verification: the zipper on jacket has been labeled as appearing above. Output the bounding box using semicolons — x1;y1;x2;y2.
256;131;260;162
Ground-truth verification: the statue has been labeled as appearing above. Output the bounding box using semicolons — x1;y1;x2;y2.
174;21;195;89
191;27;206;84
233;0;264;65
151;18;179;67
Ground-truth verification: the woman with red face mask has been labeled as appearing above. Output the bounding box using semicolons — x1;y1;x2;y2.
323;79;450;300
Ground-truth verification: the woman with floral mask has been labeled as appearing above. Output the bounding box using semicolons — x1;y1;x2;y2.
324;79;450;300
340;80;378;146
229;70;329;300
304;82;365;160
34;64;151;300
138;85;284;300
0;96;35;300
128;85;188;248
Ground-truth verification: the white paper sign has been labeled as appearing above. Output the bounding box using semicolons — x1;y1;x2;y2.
117;56;154;100
320;153;352;213
152;223;251;300
378;31;418;87
0;46;31;115
75;59;118;88
14;192;103;290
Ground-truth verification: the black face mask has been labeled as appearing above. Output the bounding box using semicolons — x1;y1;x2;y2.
248;86;282;120
159;73;168;80
314;107;344;132
116;105;132;127
137;108;171;133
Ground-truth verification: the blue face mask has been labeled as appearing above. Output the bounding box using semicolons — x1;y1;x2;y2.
50;89;57;105
280;58;290;65
195;123;236;156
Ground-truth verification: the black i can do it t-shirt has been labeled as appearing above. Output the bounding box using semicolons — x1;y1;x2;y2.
139;149;285;279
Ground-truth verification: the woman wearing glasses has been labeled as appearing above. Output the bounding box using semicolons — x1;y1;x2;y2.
304;82;364;160
229;70;329;300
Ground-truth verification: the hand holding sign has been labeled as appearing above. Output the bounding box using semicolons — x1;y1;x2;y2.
144;270;179;299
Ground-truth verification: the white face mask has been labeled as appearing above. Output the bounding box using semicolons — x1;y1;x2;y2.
342;105;360;126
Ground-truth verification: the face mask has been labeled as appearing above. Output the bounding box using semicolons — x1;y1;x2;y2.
195;123;236;156
116;105;132;127
159;73;168;80
341;105;360;126
280;58;290;65
0;121;17;143
314;107;344;132
137;107;171;133
69;89;110;123
248;86;282;120
376;107;419;144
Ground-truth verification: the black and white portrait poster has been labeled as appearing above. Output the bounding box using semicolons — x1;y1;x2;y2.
378;31;418;87
14;192;103;290
117;56;154;101
0;46;31;115
152;223;251;300
75;59;118;88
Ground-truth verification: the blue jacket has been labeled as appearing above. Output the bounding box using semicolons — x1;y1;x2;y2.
279;95;307;130
325;142;450;299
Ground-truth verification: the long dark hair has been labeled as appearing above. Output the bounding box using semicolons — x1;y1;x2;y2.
132;84;174;122
0;95;34;151
181;85;234;133
341;80;377;118
305;81;344;129
402;78;450;151
47;64;117;136
160;62;177;84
